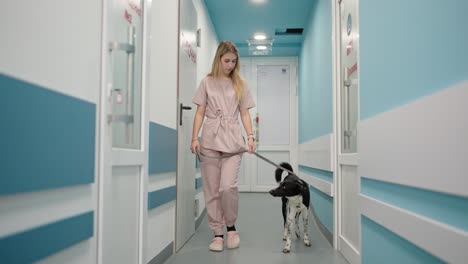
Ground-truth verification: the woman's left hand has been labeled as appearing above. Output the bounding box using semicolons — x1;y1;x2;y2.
247;137;256;153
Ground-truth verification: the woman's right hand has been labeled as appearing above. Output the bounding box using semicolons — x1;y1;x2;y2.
191;139;200;154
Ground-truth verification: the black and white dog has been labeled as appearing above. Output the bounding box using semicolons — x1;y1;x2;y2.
269;162;311;253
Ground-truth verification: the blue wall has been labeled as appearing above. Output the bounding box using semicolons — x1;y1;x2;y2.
0;74;96;195
360;0;468;120
298;0;333;143
0;73;96;262
148;186;177;210
362;216;444;264
147;122;177;211
300;165;333;183
148;122;177;174
299;166;334;234
298;0;334;239
362;178;468;232
0;212;94;264
309;186;333;233
359;1;468;263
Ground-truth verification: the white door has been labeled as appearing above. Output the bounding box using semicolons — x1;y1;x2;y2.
237;59;252;191
336;0;360;263
175;0;197;252
98;0;148;264
238;57;298;192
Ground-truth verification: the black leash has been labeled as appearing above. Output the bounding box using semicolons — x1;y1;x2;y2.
196;150;298;176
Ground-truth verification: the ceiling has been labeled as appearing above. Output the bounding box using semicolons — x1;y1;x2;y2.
203;0;315;57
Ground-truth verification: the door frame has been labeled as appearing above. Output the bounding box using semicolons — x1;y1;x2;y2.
175;0;197;252
97;0;150;263
332;0;361;263
238;56;298;192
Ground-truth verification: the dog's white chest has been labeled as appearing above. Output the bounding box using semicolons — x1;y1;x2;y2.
287;195;303;208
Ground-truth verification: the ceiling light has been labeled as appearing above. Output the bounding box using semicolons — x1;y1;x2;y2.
246;38;274;56
251;0;267;4
254;34;266;40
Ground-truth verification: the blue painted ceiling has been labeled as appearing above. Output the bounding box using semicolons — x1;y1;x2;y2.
203;0;315;57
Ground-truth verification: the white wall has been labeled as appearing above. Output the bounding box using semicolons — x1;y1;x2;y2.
145;0;218;262
146;0;179;262
359;82;468;264
0;0;101;104
0;1;101;263
90;0;219;262
192;0;219;85
359;1;468;263
149;0;179;129
147;173;176;262
0;0;218;263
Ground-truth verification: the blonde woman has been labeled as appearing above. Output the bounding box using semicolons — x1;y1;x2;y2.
191;41;256;251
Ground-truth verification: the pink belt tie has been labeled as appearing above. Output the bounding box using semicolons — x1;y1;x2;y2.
209;109;237;137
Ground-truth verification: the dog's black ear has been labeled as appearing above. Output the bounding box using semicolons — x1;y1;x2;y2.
280;162;293;172
275;167;284;183
275;162;294;183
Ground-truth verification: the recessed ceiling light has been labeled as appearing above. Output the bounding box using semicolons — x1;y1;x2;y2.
251;0;267;5
254;34;266;40
256;45;267;50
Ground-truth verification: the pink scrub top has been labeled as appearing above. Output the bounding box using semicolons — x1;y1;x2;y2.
192;76;256;153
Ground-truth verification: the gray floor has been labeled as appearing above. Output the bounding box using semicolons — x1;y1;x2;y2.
164;193;348;264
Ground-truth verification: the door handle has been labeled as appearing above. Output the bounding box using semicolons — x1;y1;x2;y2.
108;26;136;145
179;103;192;126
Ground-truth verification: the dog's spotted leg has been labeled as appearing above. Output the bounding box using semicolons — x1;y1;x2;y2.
295;210;301;239
301;206;311;247
283;207;289;241
283;225;292;252
283;206;295;253
283;224;288;241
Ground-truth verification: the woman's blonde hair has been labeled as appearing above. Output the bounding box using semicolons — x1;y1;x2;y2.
208;41;244;101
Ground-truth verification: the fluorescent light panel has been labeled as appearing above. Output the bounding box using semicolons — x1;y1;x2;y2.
254;34;266;40
250;0;267;5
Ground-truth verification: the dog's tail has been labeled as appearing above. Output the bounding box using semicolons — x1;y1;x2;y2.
275;162;293;183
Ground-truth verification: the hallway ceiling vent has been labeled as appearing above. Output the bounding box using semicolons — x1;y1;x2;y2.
275;28;304;35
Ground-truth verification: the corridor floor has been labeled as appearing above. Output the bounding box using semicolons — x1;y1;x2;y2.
164;193;348;264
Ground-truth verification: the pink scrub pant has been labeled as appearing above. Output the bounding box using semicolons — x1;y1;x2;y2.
200;147;242;235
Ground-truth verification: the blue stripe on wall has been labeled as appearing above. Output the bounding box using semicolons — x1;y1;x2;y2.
195;136;201;169
362;215;444;264
148;122;177;174
362;177;468;232
148;186;176;210
309;185;333;233
299;165;333;183
360;0;468;120
0;74;95;195
195;148;201;169
195;177;203;190
0;211;94;264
